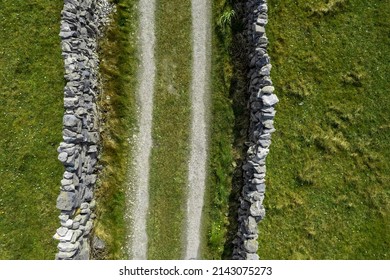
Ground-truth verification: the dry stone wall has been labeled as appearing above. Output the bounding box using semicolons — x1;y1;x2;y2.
233;0;278;260
53;0;112;260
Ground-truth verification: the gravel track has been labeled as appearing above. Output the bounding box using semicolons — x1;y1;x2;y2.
185;0;211;260
127;0;210;259
128;0;156;260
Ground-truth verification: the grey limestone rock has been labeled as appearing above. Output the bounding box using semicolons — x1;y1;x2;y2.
248;191;264;203
58;241;80;252
61;179;73;186
75;107;87;117
87;132;99;144
262;110;276;119
77;243;90;260
56;191;76;211
64;171;73;179
72;221;80;230
250;201;265;217
54;228;74;242
62;184;76;192
260;64;271;76
255;147;269;159
71;230;83;243
59;31;77;39
79;214;89;225
262;93;279;106
57;249;78;259
89;200;96;210
59;214;69;222
252;178;264;185
73;215;82;223
80;202;89;210
56;227;69;237
256;17;268;26
255;183;266;193
255;25;265;34
83;186;93;201
258;138;271;147
258;36;268;45
64;0;78;7
85;174;97;185
88;145;98;153
246;253;259;260
246;216;258;234
81;208;91;215
58;152;68;163
259;4;268;13
262;119;274;129
261;85;274;94
84;220;93;235
244;239;258;253
63;114;80;127
61;219;73;228
92;236;106;251
258;76;272;86
253;162;266;173
64;97;79;108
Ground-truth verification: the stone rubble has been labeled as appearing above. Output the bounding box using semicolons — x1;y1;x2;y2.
54;0;113;260
233;0;278;260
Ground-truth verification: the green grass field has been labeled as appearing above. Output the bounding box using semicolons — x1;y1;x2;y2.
0;0;63;259
259;0;390;259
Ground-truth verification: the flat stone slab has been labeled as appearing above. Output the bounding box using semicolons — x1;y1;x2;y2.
56;191;76;211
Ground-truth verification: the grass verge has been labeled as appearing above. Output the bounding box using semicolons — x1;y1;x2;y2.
93;0;138;260
147;0;192;259
201;0;248;259
0;0;64;259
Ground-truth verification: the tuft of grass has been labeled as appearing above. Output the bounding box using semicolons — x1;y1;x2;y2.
217;8;236;31
93;0;138;260
0;0;64;259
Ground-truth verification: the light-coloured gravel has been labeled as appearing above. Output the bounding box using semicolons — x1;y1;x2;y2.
127;0;156;260
185;0;211;260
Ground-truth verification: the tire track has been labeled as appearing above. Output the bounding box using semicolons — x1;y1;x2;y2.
185;0;211;260
128;0;156;260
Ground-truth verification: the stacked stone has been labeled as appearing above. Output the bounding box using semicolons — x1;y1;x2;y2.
233;0;278;260
53;0;112;260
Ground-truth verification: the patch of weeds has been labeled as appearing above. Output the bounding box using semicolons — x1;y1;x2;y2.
310;0;349;17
